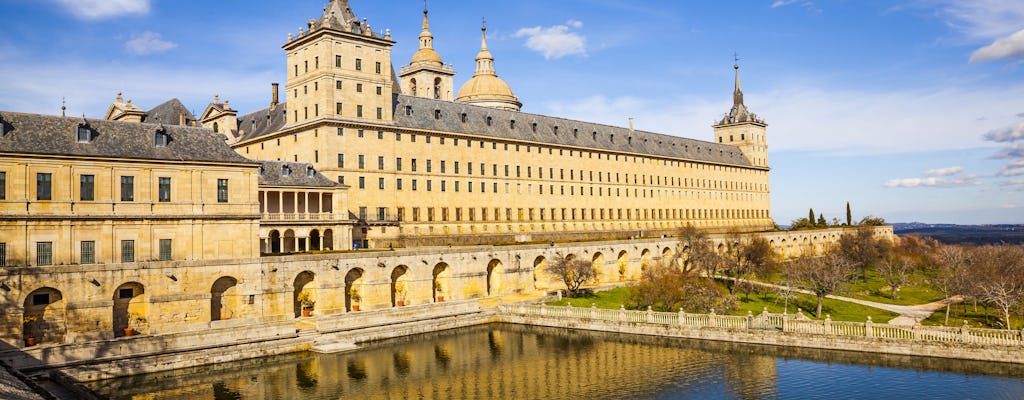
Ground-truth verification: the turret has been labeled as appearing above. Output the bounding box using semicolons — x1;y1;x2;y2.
713;63;768;168
399;4;456;100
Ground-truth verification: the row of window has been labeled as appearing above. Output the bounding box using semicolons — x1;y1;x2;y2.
294;55;382;76
0;239;172;267
0;172;230;203
354;206;768;223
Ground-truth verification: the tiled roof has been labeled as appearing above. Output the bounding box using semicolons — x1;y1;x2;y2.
257;160;338;188
0;111;254;164
237;103;288;142
145;98;196;126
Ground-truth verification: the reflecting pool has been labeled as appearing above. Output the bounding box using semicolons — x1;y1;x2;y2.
88;324;1024;399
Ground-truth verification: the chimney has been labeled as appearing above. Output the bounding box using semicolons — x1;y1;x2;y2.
628;117;635;132
270;83;280;110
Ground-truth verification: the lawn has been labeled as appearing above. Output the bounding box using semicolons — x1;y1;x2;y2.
836;270;944;306
546;286;898;323
921;302;1023;330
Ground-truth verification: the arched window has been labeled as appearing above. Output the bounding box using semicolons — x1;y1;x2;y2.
213;122;219;133
409;78;417;95
433;78;442;100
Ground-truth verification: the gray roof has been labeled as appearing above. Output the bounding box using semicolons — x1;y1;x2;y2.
145;98;196;126
0;111;254;165
258;160;338;188
237;103;288;142
392;95;755;167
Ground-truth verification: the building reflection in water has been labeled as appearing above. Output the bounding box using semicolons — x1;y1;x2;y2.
89;323;1024;400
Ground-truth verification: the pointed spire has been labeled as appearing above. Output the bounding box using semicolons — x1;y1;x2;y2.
419;1;433;50
475;21;495;76
733;63;744;106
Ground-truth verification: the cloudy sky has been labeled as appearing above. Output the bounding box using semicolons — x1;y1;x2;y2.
1;0;1022;225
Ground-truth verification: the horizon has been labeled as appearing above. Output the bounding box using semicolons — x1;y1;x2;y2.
1;0;1022;225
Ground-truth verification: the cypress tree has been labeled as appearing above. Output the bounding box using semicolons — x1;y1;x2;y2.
817;213;827;227
846;202;852;226
809;208;815;225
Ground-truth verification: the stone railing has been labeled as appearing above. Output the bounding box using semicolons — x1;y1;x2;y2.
262;212;342;221
498;303;1024;347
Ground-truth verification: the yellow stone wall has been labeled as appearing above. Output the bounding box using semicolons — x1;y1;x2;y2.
0;156;260;266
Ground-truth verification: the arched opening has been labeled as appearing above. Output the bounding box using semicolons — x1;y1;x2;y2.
283;229;296;253
211;276;239;321
391;265;409;307
432;262;449;302
433;78;442;100
293;271;316;318
532;256;548;290
616;250;629;280
344;268;365;312
310;229;321;251
640;249;652;272
113;282;146;337
323;229;334;251
487;259;503;297
269;230;281;254
780;239;788;258
410;78;417;96
22;287;66;346
591;252;606;283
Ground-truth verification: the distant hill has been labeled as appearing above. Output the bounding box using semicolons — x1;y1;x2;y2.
893;223;1024;245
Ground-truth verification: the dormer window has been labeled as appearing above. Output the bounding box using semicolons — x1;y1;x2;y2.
258;166;264;176
460;113;468;123
553;126;559;135
154;129;170;147
282;165;291;177
306;166;315;177
510;120;516;129
0;116;6;138
592;131;597;141
531;123;537;133
405;106;413;116
486;116;492;126
434;109;441;120
76;125;92;143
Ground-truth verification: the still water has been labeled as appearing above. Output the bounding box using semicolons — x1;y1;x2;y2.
88;324;1024;399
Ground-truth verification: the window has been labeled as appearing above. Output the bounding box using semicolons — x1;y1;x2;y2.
411;159;418;172
0;171;5;200
377;107;383;119
396;158;403;171
36;242;52;266
121;176;134;201
159;239;172;261
0;242;5;267
412;179;418;191
158;177;171;202
335;55;342;67
356;83;363;93
217;179;229;203
441;161;446;173
154;130;169;147
357;105;363;118
377;131;384;140
427;160;432;172
375;61;382;74
358;129;364;138
76;126;92;143
36;173;51;200
81;241;95;264
338;154;345;168
282;165;292;176
336;80;343;89
358;177;365;189
379;178;385;190
121;240;134;263
355;58;362;70
358;155;365;169
32;293;50;306
337;176;345;185
378;156;385;170
80;175;94;201
376;86;382;95
336;103;343;115
397;178;403;190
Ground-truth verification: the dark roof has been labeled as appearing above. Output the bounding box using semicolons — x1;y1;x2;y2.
257;160;338;188
237;103;288;142
391;95;755;167
145;98;196;126
0;111;254;164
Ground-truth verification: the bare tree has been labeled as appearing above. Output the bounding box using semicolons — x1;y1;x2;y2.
792;251;855;318
628;261;737;313
837;228;892;282
970;246;1024;330
545;253;596;296
877;257;913;300
721;232;776;295
675;225;719;275
932;244;970;325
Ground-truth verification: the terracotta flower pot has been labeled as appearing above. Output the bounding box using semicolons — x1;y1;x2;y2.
352;305;360;312
24;337;36;347
302;309;312;317
437;296;445;302
397;300;405;307
124;327;135;336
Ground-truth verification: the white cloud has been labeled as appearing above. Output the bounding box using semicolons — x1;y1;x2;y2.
970;29;1024;63
883;176;981;188
998;160;1024;177
992;143;1024;159
999;179;1024;191
124;32;177;55
53;0;150;20
771;0;799;8
937;0;1024;40
515;21;587;60
984;121;1024;142
770;0;821;14
924;166;964;177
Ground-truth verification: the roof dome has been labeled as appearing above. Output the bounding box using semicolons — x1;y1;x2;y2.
411;47;443;65
454;25;521;111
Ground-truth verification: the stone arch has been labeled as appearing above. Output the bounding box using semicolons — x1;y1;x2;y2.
283;229;296;253
323;229;334;251
717;243;726;255
662;247;673;259
616;250;629;280
269;230;281;254
391;265;409;307
310;229;321;251
344;268;364;312
22;287;66;346
640;249;652;271
487;259;503;297
433;77;442;100
802;237;811;256
779;239;788;259
591;252;607;283
113;282;146;337
432;262;450;302
211;276;239;321
293;271;316;317
410;78;417;95
532;256;548;290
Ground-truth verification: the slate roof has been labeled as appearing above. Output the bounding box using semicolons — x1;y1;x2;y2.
0;111;254;165
392;95;755;167
145;99;196;126
237;103;289;142
258;160;338;188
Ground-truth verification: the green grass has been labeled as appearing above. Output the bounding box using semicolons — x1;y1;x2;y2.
922;303;1023;330
836;270;943;306
545;286;897;323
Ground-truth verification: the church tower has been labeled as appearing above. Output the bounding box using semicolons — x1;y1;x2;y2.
283;0;396;127
713;63;768;168
399;5;456;100
455;23;522;111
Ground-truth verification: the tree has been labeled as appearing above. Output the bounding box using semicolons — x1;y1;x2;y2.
878;235;933;300
837;228;892;282
860;216;886;226
931;244;970;325
545;253;596;296
721;233;776;296
808;208;815;225
628;262;736;313
791;251;855;318
816;213;827;228
970;246;1024;330
877;257;913;300
789;217;814;230
674;226;719;275
846;202;852;226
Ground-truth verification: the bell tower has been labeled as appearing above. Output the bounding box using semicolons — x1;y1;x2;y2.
283;0;396;127
399;5;456;100
713;63;768;168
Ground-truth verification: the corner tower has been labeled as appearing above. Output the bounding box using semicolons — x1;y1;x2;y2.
399;5;456;100
455;23;521;111
283;0;396;127
713;63;768;168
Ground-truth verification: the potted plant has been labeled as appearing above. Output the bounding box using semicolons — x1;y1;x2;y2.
23;315;38;346
125;313;146;336
349;287;361;312
395;282;407;307
297;291;315;317
434;280;444;302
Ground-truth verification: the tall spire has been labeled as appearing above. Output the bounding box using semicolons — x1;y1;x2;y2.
475;22;495;76
733;63;744;106
419;2;433;50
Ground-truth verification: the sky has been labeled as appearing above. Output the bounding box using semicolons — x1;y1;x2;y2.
1;0;1022;225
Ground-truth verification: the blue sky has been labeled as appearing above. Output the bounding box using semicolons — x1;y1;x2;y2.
1;0;1023;225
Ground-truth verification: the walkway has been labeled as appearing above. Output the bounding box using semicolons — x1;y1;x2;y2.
722;277;959;326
